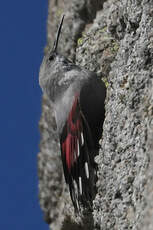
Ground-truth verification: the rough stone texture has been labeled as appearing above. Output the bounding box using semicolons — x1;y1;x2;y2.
46;0;105;60
38;0;153;229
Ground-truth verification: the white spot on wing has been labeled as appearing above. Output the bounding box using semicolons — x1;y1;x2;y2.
85;162;89;178
76;198;79;210
79;177;82;195
77;140;80;157
81;132;84;145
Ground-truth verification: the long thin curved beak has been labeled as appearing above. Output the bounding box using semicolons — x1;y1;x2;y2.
52;15;65;52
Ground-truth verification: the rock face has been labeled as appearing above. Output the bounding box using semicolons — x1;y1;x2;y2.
38;0;153;229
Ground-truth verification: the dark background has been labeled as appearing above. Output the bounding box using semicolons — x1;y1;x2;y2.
0;1;49;229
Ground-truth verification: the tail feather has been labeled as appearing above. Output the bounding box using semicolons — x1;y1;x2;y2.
60;95;96;210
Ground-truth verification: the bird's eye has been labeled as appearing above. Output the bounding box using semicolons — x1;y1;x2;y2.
49;54;54;61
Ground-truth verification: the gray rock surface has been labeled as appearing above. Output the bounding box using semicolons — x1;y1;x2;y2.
38;0;153;229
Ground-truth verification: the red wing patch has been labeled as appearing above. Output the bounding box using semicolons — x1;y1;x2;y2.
61;95;82;171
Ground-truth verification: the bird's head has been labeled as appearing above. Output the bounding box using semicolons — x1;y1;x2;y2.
39;15;67;92
48;14;65;64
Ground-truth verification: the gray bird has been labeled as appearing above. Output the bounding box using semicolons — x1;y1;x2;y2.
39;15;106;211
